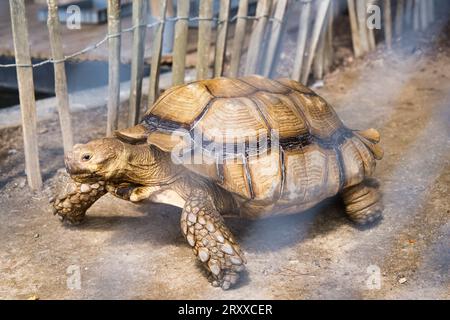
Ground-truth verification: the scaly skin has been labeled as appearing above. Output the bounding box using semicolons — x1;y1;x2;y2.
52;180;106;224
52;180;136;224
180;189;246;290
342;180;383;224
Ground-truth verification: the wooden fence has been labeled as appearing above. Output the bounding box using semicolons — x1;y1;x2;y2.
5;0;440;189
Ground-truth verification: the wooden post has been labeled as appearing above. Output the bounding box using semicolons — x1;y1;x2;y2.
46;0;73;152
128;0;148;126
413;0;420;31
106;0;121;136
9;0;42;190
229;0;248;77
395;0;404;37
147;0;167;108
420;0;428;30
244;0;272;75
301;0;330;85
366;0;376;50
323;0;334;74
347;0;362;58
196;0;214;80
172;0;190;85
214;0;231;77
292;0;312;81
263;0;287;77
356;0;369;53
313;25;326;80
384;0;393;49
405;0;413;28
428;0;434;23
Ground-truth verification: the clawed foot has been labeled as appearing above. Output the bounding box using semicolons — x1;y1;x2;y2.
342;180;383;225
181;197;246;290
198;226;246;290
51;180;106;224
349;202;383;225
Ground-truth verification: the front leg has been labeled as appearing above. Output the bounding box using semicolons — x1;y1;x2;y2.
52;180;107;224
180;190;246;290
52;180;137;224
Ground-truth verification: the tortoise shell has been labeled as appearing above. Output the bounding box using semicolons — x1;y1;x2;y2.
117;76;381;206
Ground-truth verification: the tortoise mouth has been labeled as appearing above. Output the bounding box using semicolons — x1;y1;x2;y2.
64;157;102;183
68;171;102;183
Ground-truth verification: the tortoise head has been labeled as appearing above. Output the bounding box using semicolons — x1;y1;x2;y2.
64;138;126;183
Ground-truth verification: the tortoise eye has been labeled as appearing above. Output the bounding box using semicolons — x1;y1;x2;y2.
81;154;92;161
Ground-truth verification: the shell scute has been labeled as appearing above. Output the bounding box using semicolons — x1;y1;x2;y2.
247;149;282;201
251;91;309;139
240;75;290;94
288;91;343;139
280;144;340;204
276;78;315;95
195;97;269;145
203;77;256;98
147;81;213;125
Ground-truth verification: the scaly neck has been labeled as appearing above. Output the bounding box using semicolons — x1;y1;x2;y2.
120;144;183;186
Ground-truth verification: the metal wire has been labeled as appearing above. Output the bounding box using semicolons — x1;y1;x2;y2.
0;14;280;69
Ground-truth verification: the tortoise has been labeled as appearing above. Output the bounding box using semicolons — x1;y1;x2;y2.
52;75;384;289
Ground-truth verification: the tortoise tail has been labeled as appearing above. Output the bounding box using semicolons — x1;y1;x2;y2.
354;128;384;160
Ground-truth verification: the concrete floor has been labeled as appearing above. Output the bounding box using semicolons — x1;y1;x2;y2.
0;26;449;300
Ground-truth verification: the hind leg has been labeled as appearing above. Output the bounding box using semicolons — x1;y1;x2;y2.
341;180;383;224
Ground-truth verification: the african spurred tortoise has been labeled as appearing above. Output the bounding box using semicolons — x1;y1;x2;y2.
52;76;384;289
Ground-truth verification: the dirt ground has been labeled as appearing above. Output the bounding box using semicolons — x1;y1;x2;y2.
1;22;449;299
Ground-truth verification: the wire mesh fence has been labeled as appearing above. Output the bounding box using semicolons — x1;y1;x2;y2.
0;14;283;69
